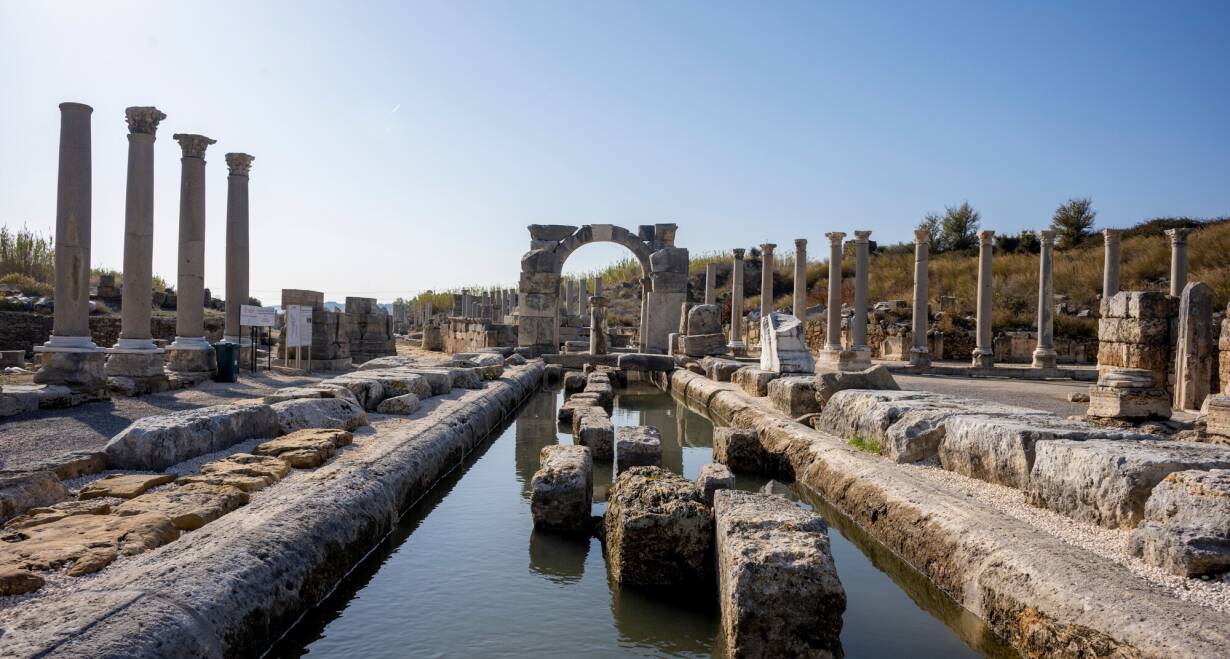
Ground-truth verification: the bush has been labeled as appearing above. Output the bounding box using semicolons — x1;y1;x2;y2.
0;273;52;297
1051;198;1096;249
848;435;881;454
0;224;54;283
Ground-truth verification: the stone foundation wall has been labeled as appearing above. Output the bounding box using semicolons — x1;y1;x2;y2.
445;318;517;353
1219;315;1230;395
1098;291;1178;392
0;311;223;355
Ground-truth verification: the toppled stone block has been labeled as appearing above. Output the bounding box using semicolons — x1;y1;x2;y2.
563;371;587;394
531;445;593;532
759;313;814;374
702;357;744;382
4;500;111;530
616;426;662;472
186;453;291;492
814;364;900;406
0;472;69;524
697;463;735;504
559;393;604;423
0;511;178;580
617;353;676;372
1027;440;1230;528
104;403;279;470
355;355;416;371
271;397;368;434
115;482;249;531
544;363;563;383
604;466;711;585
732;367;778;397
254;428;353;468
767;376;821;417
583;374;614;407
377;393;421;415
453;352;505;380
1129;469;1230;576
713;427;771;474
576;414;615;460
714;490;845;658
570;403;608;435
1208;395;1230;439
22;450;108;481
79;473;176;500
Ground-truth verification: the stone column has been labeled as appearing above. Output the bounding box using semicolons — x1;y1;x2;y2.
589;296;608;355
1166;228;1191;297
1032;230;1058;369
563;281;573;316
223;152;254;350
971;230;995;368
594;276;603;298
105;107;170;388
728;248;746;356
704;263;717;305
817;232;851;371
760;243;776;319
1102;229;1123;301
34;103;107;391
908;229;931;367
792;238;807;319
850;231;872;368
639;276;651;351
167;133;217;375
578;280;589;315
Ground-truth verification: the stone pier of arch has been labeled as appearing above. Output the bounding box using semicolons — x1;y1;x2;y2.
517;223;688;356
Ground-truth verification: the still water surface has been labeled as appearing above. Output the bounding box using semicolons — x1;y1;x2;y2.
274;384;1016;658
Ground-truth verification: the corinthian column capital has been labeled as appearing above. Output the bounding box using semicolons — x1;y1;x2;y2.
125;106;166;135
173;133;216;158
825;231;845;246
913;228;930;244
978;230;995;244
1037;229;1056;245
853;230;872;243
226;152;255;176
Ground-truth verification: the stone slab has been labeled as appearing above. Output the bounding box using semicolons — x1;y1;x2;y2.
105;404;279;470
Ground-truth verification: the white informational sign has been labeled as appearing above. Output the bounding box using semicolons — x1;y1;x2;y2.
240;304;277;328
285;305;314;347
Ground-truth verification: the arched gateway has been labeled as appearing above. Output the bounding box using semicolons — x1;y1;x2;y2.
518;223;689;356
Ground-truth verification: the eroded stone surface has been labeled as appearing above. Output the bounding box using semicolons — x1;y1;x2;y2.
1129;469;1230;577
576;413;614;460
604;466;711;585
0;471;69;524
254;429;353;469
767;376;820;417
78;473;176;500
714;489;845;658
115;482;249;530
759;313;814;374
104;403;279;470
376;393;421;415
697;463;735;504
713;427;771;474
732;367;778;397
530;445;593;532
271;397;368;434
0;511;178;579
4;500;111;530
814;364;899;406
616;426;662;472
190;453;291;491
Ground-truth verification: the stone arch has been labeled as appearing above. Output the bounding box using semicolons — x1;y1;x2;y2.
517;223;689;356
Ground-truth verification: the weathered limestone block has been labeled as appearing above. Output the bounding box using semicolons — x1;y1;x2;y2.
687;304;722;335
604;466;711;585
530;445;593;532
187;453;290;492
271;397;368;434
377;393;421;415
767;376;821;417
1129;469;1230;577
697;463;735;504
616;426;662;472
355;355;416;371
583;381;614;408
505;353;527;366
1208;395;1230;439
114;482;249;531
4;500;111;531
1087;368;1171;420
318;375;386;411
359;371;433;399
22;450;108;482
453;352;505;380
759;313;815;374
254;428;353;468
702;357;744;382
262;385;359;405
0;511;178;580
105;403;279;470
617;353;676;372
681;333;727;357
732;367;778;397
714;490;845;659
79;473;176;500
0;568;44;595
0;472;69;524
563;371;587;394
422;325;444;351
1027;440;1230;528
165;347;217;374
713;427;771;474
1098;317;1171;344
576;413;615;460
814;364;900;406
1173;282;1214;411
559;394;604;424
33;351;108;392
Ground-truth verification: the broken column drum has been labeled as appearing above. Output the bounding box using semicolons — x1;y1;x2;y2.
908;229;931;367
167;133;218;374
1032;230;1058;369
589;296;609;356
728;248;746;356
792;238;807;320
705;263;717;306
972;229;995;368
224;152;255;347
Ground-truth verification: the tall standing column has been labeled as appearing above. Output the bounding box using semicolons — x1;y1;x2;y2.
106;107;170;388
792;238;807;319
594;276;603;299
971;230;995;368
1166;228;1191;297
1102;229;1123;302
1032;230;1058;369
817;232;851;371
908;229;931;367
589;296;608;355
850;231;872;368
760;243;776;319
35;103;107;390
563;281;573;317
704;263;717;305
223;152;254;347
167;133;217;375
728;248;746;356
639;276;651;351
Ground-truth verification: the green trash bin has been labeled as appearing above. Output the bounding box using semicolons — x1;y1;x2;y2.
213;341;239;383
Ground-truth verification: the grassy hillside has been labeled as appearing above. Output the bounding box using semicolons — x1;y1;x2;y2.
584;217;1230;335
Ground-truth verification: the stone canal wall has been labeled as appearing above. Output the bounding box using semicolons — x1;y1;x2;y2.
0;363;544;658
668;368;1230;659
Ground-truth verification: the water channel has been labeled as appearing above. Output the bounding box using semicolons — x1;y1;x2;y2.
273;383;1018;658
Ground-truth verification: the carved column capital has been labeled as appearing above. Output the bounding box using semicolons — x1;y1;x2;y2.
794;238;807;249
732;248;745;260
825;231;845;246
978;230;995;244
1102;228;1124;242
173;133;216;158
1037;229;1057;245
226;152;255;176
760;243;776;255
913;228;931;244
1165;227;1192;244
853;230;872;243
125;106;166;135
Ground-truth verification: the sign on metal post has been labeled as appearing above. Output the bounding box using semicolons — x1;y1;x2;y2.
284;305;314;372
240;304;277;327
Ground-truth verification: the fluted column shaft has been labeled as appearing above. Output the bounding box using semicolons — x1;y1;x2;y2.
760;243;776;319
1102;229;1122;300
44;103;95;349
729;248;746;352
224;153;254;342
909;229;931;366
1032;230;1057;369
1166;228;1191;297
704;263;717;305
116;107;165;349
171;134;215;347
851;231;872;354
972;230;995;367
824;233;844;351
793;239;807;319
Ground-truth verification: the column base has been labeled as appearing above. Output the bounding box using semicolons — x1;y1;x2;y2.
110;337;163;353
1031;347;1057;369
907;347;931;368
815;348;864;373
105;350;166;378
169;336;213;351
32;349;108;393
166;340;217;374
727;340;747;358
971;349;995;369
848;347;872;370
34;334;100;353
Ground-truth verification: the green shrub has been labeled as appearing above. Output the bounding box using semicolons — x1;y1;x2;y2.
0;273;52;297
848;434;881;454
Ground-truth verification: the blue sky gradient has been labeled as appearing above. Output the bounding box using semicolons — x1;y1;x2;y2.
2;1;1227;301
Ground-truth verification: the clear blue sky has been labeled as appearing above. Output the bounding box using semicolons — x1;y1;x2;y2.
2;1;1227;302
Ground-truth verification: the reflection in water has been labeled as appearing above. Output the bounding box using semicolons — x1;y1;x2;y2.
528;528;589;584
515;388;560;500
609;579;718;657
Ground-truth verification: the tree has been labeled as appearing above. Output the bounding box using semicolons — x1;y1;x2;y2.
921;201;980;252
918;214;942;250
1051;197;1096;249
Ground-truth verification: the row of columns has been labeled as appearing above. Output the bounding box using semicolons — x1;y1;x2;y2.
36;102;254;387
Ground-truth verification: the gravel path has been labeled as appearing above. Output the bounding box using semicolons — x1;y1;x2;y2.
893;373;1092;416
0;371;322;470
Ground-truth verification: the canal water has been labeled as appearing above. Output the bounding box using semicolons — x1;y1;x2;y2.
273;384;1017;658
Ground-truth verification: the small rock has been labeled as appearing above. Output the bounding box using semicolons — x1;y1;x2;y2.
1068;392;1091;403
0;568;44;595
1129;469;1230;577
0;471;70;524
376;393;421;415
78;473;176;500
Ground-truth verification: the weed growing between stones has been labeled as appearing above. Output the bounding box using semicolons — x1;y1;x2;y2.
848;434;881;454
